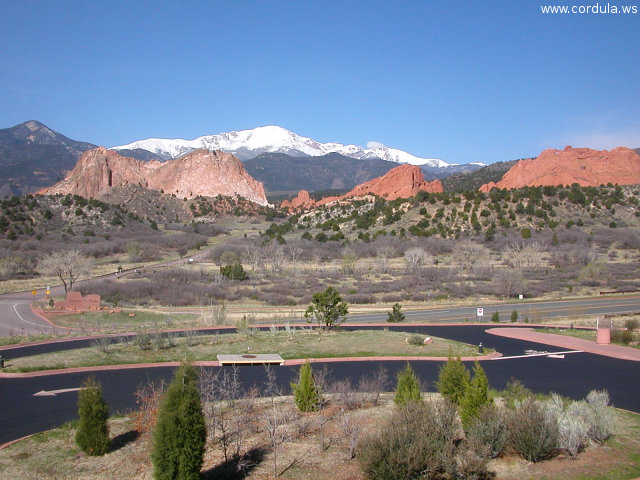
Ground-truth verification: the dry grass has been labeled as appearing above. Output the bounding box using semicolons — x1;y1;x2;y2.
1;398;638;480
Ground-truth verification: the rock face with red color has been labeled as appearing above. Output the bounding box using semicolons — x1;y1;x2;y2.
319;164;443;204
480;146;640;192
40;147;269;205
281;190;315;210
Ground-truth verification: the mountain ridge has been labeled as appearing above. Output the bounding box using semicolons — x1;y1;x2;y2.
112;125;451;167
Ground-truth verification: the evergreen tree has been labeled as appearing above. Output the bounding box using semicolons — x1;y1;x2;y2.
291;361;320;412
76;376;110;456
394;362;421;405
436;348;470;405
386;303;405;322
152;364;206;480
459;361;491;430
491;311;500;323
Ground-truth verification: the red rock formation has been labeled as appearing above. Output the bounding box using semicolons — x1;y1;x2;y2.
318;164;443;205
40;147;269;206
480;146;640;192
281;190;315;210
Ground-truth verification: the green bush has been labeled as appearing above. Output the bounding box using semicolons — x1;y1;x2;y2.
491;311;500;323
76;376;110;456
291;361;319;412
407;334;424;346
436;349;470;406
386;303;405;322
152;364;206;480
459;361;491;430
511;310;518;323
220;263;247;281
394;362;421;406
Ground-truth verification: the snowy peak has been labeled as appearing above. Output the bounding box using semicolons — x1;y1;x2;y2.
112;126;449;167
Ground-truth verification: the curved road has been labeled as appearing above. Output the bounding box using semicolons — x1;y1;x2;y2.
1;324;640;447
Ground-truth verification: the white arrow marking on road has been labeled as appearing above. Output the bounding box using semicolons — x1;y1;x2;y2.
492;350;582;360
33;387;84;397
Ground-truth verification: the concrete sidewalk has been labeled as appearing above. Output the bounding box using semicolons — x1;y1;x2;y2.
487;327;640;362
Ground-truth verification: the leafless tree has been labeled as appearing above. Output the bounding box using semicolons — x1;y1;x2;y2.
338;409;364;459
38;249;92;293
404;247;431;272
244;246;263;272
502;241;545;270
262;366;290;478
374;246;394;274
496;268;524;298
288;246;303;273
455;241;486;271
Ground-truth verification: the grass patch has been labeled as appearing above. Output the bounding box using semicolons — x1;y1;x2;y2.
536;327;596;341
4;329;488;372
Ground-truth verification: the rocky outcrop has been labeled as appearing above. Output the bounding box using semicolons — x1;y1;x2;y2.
281;190;315;210
40;147;269;206
282;165;443;210
333;164;443;201
480;146;640;192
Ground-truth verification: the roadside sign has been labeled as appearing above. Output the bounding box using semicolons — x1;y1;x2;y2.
32;290;36;296
476;307;484;317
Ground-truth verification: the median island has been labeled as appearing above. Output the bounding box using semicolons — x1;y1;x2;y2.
4;329;490;373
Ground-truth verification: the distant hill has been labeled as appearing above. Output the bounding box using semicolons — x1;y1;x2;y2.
243;152;400;193
0;120;96;196
441;160;518;192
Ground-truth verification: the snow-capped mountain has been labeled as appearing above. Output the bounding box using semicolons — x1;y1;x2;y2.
112;126;451;167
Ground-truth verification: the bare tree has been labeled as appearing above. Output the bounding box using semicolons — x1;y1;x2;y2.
496;269;524;298
244;246;263;272
404;247;431;272
338;409;363;459
374;246;394;274
38;249;92;293
502;241;545;270
455;241;486;271
262;366;290;478
341;247;358;275
288;246;303;273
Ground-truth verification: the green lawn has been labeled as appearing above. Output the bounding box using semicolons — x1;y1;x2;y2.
5;329;487;372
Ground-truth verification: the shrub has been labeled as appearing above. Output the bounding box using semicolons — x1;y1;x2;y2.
466;405;507;458
76;376;110;456
359;399;461;480
459;361;491;430
584;389;614;443
291;361;319;412
407;334;424;346
558;401;590;458
387;302;405;322
220;263;247;281
436;349;470;406
491;311;500;323
394;363;421;406
152;364;206;480
507;398;558;462
511;310;518;322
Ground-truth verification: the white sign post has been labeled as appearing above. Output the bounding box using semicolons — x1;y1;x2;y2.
476;307;484;322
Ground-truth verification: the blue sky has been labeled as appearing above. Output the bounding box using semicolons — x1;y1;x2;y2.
1;0;638;164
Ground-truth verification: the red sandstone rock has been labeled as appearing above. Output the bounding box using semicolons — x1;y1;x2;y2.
480;146;640;192
39;147;269;206
281;190;315;210
318;164;443;205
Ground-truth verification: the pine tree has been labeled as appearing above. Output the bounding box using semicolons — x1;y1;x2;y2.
436;348;470;405
394;362;421;405
291;361;320;412
459;361;491;430
152;364;206;480
76;376;110;456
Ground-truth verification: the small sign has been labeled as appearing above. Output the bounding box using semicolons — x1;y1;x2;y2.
32;290;37;296
476;307;484;317
46;290;51;295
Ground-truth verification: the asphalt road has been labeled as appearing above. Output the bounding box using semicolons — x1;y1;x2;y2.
1;325;639;446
